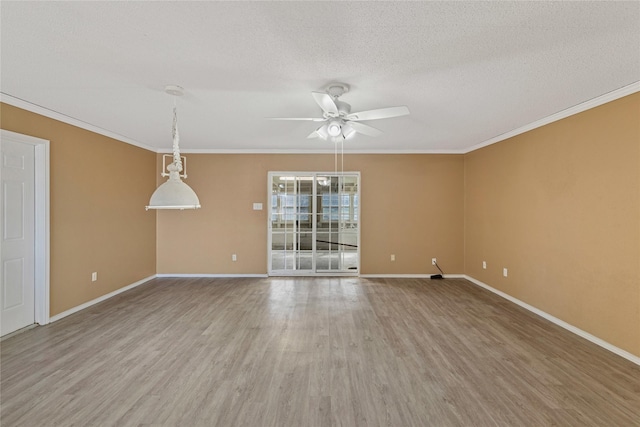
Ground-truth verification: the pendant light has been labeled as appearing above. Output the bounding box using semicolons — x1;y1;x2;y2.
146;85;201;210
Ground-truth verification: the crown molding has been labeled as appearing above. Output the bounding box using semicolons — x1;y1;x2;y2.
168;148;466;155
0;93;156;152
4;81;637;155
2;93;462;154
464;81;640;154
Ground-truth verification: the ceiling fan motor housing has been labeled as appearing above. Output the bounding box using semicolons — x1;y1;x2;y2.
334;100;351;117
327;83;351;118
326;83;349;97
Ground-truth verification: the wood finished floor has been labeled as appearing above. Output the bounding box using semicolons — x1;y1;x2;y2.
1;277;639;427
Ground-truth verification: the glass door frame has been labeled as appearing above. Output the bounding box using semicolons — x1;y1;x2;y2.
267;171;361;277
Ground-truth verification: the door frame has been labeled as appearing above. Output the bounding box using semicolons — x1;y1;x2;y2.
267;171;361;277
1;130;50;328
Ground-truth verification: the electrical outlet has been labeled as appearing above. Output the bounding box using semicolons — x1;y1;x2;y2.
390;254;395;261
232;254;237;262
503;268;508;277
91;272;97;282
482;261;487;269
432;258;437;266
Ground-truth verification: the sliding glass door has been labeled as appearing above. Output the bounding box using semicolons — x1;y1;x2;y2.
269;174;314;273
269;172;360;275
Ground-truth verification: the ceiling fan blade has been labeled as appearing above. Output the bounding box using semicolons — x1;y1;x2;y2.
349;121;382;137
312;92;339;115
307;130;320;139
346;106;410;121
268;117;326;121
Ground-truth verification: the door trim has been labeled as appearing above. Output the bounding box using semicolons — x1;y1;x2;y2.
1;130;50;327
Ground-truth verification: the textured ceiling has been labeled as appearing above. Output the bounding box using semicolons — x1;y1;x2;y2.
1;1;639;153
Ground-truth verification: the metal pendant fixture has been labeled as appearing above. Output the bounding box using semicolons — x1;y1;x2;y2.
146;85;201;210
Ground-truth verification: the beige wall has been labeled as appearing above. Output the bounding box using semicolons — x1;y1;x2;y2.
4;91;638;359
156;154;465;275
1;103;157;316
464;93;640;356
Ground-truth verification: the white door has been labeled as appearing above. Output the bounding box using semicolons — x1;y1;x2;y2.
1;139;36;336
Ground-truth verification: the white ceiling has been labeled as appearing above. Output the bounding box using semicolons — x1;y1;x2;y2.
1;1;639;153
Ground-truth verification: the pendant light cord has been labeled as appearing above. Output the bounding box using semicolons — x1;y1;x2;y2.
333;137;344;176
334;139;338;175
172;100;183;172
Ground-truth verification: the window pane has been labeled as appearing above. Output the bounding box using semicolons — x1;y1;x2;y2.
354;194;359;220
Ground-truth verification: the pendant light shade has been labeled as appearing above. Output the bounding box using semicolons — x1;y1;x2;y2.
147;167;201;210
146;86;201;210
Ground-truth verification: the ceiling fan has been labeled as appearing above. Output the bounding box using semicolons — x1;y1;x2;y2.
270;83;410;141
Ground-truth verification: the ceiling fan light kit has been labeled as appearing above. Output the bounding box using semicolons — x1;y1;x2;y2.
327;120;342;137
341;122;356;139
146;85;201;211
270;82;410;142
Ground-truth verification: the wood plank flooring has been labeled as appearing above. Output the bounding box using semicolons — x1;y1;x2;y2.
1;277;639;426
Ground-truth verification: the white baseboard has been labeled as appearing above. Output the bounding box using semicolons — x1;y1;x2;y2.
47;272;638;365
464;275;640;366
156;273;269;278
49;275;156;323
360;274;465;279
